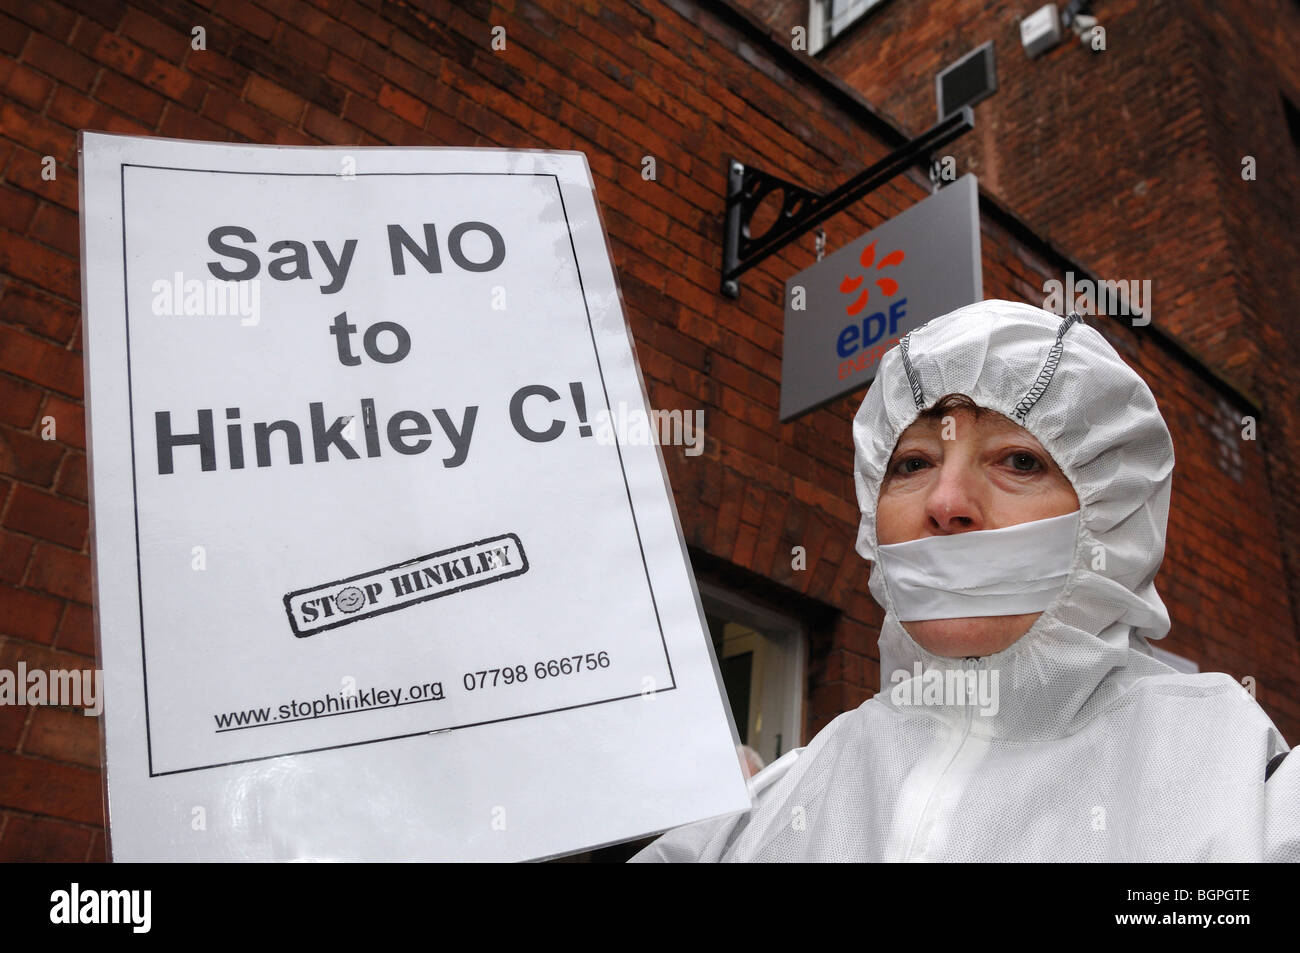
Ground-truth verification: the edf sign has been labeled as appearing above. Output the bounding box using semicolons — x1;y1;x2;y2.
780;174;982;421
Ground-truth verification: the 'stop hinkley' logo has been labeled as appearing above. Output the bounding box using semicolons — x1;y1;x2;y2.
284;532;528;637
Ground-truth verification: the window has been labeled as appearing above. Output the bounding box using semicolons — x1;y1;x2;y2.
699;581;806;770
558;581;807;862
810;0;890;55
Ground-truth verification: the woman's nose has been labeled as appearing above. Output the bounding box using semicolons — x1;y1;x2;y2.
924;460;984;533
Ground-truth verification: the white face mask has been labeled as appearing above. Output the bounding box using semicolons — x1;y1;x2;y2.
876;510;1080;621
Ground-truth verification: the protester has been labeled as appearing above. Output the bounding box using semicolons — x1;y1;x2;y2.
631;299;1298;862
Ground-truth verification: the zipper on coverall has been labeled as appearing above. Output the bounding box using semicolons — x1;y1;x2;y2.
898;656;982;861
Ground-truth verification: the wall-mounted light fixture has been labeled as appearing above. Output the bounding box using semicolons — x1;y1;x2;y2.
1020;1;1103;59
1020;4;1063;58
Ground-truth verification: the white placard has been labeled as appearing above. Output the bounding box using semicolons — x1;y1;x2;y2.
79;132;749;861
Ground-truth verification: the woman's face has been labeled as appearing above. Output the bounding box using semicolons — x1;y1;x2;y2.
876;406;1080;657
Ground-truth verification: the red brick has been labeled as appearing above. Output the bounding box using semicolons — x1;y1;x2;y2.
343;94;423;144
0;690;24;746
312;16;366;62
220;0;278;42
185;48;249;93
201;86;280;140
119;7;189;61
28;202;78;258
424;107;480;147
0;372;42;429
0;323;84;397
303;105;362;144
23;706;100;768
0;1;73;38
0;11;27;56
271;124;314;145
380;58;451;121
377;82;427;128
0;283;78;346
64;0;124;30
4;218;78;301
733;520;759;569
92;69;165;126
53;598;94;657
25;543;90;604
157;104;230;142
272;21;329;66
0;631;88;673
4;484;86;549
0;427;64;485
19;31;97;89
137;55;206;109
326;50;381;98
0;528;33;584
0;751;102;825
73;19;145;76
0;182;35;232
333;0;394;46
809;681;848;724
46;83;109;133
816;648;845;684
751;490;790;571
245;74;306;123
0;57;51;108
0;583;62;642
54;450;86;504
0;99;75;162
738;481;765;526
713;468;745;557
0;812;94;861
828;537;864;606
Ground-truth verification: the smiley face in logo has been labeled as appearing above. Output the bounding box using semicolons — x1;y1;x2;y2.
335;586;366;614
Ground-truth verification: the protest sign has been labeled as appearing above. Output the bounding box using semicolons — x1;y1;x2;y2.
78;132;749;861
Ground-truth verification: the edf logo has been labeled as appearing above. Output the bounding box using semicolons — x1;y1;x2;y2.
835;240;908;379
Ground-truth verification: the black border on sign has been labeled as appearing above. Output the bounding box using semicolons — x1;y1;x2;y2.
119;164;678;777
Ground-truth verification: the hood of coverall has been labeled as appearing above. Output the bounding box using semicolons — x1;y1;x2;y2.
852;299;1179;741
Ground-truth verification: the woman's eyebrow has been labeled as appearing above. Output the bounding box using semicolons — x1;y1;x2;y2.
897;417;941;439
886;433;942;471
889;430;937;454
978;417;1042;442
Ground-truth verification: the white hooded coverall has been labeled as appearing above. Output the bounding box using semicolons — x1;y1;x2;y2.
630;299;1298;862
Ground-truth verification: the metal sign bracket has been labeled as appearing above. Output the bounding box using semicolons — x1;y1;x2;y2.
721;106;975;298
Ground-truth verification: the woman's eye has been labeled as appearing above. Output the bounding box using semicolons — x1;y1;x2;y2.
893;456;929;475
1004;452;1042;472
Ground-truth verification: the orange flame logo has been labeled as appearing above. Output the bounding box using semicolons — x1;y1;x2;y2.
838;241;905;316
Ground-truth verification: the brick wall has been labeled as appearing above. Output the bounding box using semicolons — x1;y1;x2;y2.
1;0;1296;860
